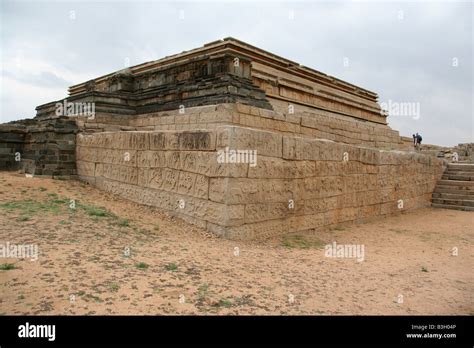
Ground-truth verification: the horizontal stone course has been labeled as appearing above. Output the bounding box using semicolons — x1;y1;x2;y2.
216;126;282;158
95;177;244;227
137;150;248;177
78;101;402;150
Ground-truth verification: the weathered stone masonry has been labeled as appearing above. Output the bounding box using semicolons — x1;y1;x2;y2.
0;117;78;177
0;38;446;239
76;126;444;239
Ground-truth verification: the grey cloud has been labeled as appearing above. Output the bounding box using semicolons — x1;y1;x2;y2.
2;70;71;88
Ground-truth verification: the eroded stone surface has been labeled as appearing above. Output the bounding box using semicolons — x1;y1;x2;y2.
75;126;445;239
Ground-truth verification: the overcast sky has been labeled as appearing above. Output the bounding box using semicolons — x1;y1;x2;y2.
0;0;472;146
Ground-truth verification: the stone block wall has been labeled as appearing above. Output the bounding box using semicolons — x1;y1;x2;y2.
76;129;243;230
108;103;403;150
70;101;401;151
0;117;78;177
0;125;26;170
76;125;445;239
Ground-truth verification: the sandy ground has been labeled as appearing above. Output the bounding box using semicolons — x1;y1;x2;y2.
0;171;472;315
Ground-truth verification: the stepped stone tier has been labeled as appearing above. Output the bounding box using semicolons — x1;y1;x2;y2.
35;37;402;149
0;38;451;239
432;163;474;211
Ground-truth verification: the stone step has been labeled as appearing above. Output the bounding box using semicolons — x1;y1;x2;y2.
447;164;474;171
434;186;474;194
441;174;474;181
431;198;474;207
431;164;474;210
432;192;474;200
436;180;474;187
431;203;474;211
444;171;474;176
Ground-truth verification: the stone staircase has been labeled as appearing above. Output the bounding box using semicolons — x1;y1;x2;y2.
432;163;474;211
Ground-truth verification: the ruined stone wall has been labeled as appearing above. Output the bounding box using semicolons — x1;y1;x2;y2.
454;143;474;161
0;125;26;170
36;51;273;124
76;125;445;239
400;136;474;162
0;117;78;177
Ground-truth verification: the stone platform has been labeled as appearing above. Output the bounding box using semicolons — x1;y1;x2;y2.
0;38;449;239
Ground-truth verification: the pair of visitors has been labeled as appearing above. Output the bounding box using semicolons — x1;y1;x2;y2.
412;133;423;151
